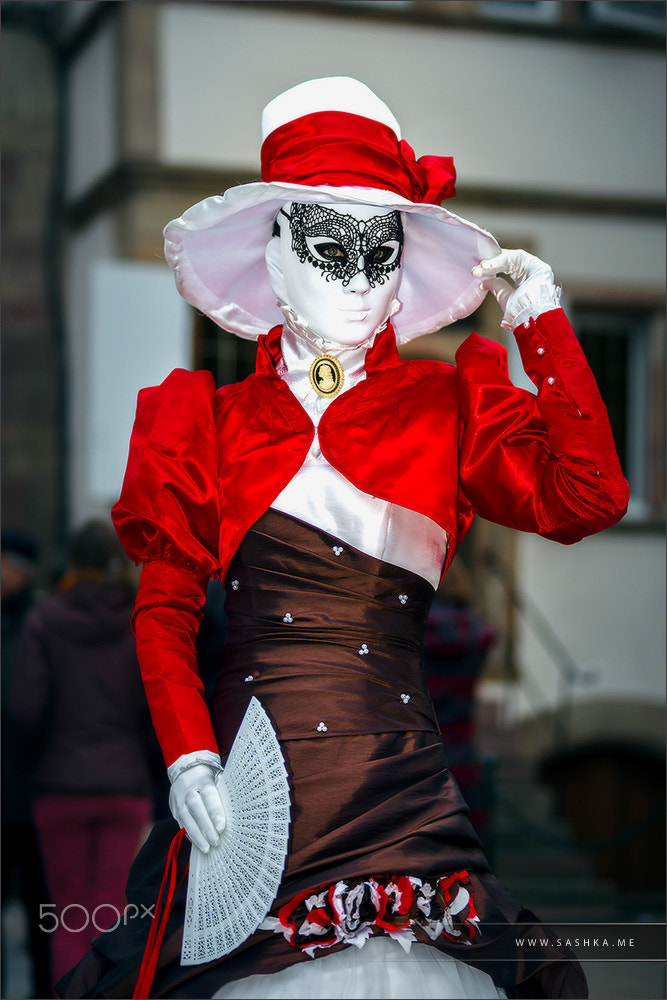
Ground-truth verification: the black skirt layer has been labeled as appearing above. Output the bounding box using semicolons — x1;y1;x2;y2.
59;510;586;999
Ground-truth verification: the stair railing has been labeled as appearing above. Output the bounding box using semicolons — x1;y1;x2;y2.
481;549;599;747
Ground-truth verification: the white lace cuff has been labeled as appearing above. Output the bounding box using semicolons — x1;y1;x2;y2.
167;750;223;784
502;281;562;331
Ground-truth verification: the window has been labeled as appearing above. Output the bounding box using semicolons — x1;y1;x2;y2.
475;1;562;23
571;305;664;520
586;1;666;34
318;0;414;8
194;315;258;388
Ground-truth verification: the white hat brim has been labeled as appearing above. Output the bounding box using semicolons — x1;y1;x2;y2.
163;181;500;344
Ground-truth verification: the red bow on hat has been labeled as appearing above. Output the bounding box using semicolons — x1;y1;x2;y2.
261;111;457;206
398;140;456;204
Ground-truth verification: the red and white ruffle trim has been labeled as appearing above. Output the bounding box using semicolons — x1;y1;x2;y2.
261;871;478;958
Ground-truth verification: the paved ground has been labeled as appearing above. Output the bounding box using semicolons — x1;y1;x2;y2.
582;960;665;1000
3;899;36;999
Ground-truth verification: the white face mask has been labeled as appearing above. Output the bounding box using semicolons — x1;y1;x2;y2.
273;201;403;347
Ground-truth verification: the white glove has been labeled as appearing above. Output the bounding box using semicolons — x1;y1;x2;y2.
472;248;561;331
168;755;227;854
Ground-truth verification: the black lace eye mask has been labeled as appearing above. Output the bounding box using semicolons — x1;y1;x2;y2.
282;203;403;287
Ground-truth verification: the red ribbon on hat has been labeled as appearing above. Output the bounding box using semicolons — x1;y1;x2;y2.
261;111;456;205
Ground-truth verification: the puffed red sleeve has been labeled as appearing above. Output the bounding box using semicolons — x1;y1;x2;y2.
455;308;629;543
111;368;221;766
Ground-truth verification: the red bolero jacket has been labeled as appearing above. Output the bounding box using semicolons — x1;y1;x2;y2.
112;309;629;765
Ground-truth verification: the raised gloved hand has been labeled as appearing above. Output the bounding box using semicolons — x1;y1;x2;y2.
168;755;226;854
472;248;561;331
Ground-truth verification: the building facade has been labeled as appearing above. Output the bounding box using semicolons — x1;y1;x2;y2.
3;1;665;765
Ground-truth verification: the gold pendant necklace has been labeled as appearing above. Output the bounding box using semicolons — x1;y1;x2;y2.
309;354;344;398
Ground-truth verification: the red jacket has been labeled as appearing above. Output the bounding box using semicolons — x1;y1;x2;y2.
112;309;628;765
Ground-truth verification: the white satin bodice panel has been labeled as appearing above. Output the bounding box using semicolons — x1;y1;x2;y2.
270;322;448;589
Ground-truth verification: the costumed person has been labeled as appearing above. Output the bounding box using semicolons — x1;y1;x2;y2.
59;78;628;1000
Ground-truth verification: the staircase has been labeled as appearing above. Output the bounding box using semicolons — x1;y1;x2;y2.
474;701;659;924
486;766;622;922
474;703;666;999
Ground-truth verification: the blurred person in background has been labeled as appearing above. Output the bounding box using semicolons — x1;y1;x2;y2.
1;526;51;997
9;519;158;992
423;560;497;838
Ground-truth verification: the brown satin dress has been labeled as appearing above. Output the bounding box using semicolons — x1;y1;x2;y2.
59;509;586;999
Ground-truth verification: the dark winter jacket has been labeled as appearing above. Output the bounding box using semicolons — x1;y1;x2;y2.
9;580;158;797
2;584;39;821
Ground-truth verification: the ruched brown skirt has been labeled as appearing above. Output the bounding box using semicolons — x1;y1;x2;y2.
210;508;488;891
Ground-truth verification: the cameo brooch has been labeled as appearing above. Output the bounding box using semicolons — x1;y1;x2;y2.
309;354;344;398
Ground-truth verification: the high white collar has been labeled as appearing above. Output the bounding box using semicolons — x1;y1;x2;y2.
278;312;373;421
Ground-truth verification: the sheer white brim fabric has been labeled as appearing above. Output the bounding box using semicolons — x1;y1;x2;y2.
163;182;500;344
211;936;507;999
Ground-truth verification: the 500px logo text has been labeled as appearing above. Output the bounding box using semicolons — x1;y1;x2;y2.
39;903;155;933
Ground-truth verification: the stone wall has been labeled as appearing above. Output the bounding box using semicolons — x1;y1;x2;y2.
1;17;64;580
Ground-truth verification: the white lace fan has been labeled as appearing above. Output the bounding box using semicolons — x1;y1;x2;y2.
180;697;291;965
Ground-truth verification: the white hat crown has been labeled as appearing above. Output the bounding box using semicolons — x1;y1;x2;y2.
261;76;402;142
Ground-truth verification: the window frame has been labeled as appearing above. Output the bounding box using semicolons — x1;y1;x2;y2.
585;1;666;34
475;1;562;24
568;301;662;523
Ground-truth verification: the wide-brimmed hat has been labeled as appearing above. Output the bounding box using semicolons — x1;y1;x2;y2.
163;77;499;344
